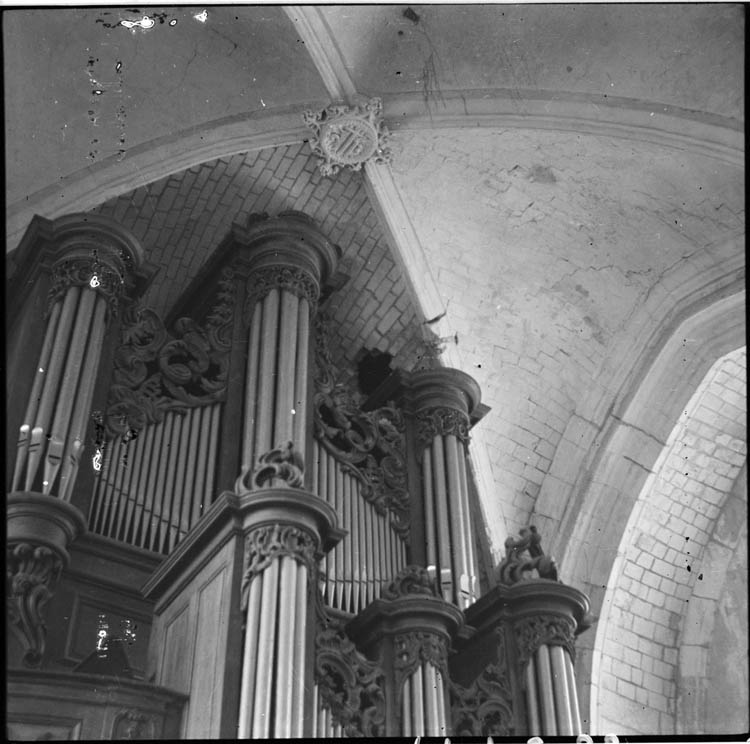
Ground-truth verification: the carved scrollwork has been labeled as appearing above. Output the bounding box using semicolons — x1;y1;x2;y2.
104;268;235;437
313;316;410;537
6;542;64;668
394;630;449;690
513;614;577;671
303;98;391;177
381;565;441;600
314;588;386;737
416;406;471;456
235;442;305;494
241;524;318;610
47;254;127;318
496;525;559;585
449;629;514;736
112;708;156;740
246;265;319;312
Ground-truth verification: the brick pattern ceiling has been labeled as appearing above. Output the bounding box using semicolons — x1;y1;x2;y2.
90;144;427;377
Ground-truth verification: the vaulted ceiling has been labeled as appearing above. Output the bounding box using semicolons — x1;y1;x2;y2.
4;5;745;566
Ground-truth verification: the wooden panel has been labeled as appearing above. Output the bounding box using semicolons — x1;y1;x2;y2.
6;719;82;740
186;566;228;739
161;603;193;695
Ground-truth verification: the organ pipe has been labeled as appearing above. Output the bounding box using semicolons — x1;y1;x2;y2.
412;369;482;609
536;645;558;735
550;644;574;734
234;212;342;739
12;217;141;505
565;650;583;734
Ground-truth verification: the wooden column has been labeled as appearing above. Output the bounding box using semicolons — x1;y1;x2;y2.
233;212;342;485
507;581;591;736
232;212;345;738
7;213;146;668
347;566;463;737
410;369;482;609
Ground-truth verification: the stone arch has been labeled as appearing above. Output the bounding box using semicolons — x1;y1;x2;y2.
591;347;746;734
676;463;747;734
6;93;741;254
554;285;745;732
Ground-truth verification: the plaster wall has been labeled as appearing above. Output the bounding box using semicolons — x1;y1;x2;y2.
389;126;744;549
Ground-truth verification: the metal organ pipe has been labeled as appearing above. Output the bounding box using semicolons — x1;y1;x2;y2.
421;448;438;573
275;291;299;445
550;644;574;734
21;288;80;493
430;435;453;602
455;447;478;603
565;650;583;734
12;300;62;492
525;659;542;735
242;305;263;471
255;288;279;458
44;287;97;495
237;572;263;738
536;644;558;735
293;298;311;448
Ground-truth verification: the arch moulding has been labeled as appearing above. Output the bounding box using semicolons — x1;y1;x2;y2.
553;285;745;731
6;92;742;255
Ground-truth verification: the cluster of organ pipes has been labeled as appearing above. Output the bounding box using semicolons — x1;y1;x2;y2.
525;644;582;736
312;684;345;738
12;284;109;502
238;553;309;738
241;285;311;471
312;439;407;614
88;403;221;554
400;662;449;736
421;431;478;610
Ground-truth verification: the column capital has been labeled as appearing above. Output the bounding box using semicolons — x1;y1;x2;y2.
8;213;151;317
408;367;482;417
346;566;464;659
465;579;592;671
407;368;481;452
231;211;344;305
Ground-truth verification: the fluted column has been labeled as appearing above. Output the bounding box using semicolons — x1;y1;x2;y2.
347;566;463;737
234;212;342;481
7;213;145;668
508;581;591;736
232;213;344;738
411;369;482;609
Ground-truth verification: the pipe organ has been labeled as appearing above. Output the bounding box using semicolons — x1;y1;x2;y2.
7;209;592;739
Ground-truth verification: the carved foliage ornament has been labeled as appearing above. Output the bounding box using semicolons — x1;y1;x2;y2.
496;525;559;585
112;709;157;740
241;523;318;610
381;564;441;601
394;631;449;685
245;266;319;316
513;614;577;671
104;267;235;437
416;406;471;456
235;442;305;494
313;316;409;536
6;542;64;668
48;251;130;318
450;629;514;736
313;586;386;737
303;98;391;177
